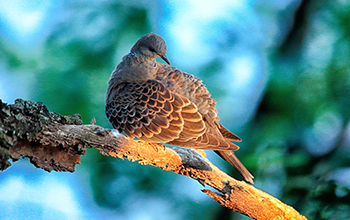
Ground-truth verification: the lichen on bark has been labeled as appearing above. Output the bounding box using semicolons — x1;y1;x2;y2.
0;98;82;170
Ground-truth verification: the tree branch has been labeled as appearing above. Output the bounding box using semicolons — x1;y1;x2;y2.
0;99;307;220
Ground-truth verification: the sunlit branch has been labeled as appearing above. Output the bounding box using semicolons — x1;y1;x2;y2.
0;99;307;220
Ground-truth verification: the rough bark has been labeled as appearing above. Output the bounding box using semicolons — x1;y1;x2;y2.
0;98;307;220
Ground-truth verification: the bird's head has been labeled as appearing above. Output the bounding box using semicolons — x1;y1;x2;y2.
131;33;170;65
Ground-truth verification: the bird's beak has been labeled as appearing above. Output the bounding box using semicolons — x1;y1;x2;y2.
160;55;170;65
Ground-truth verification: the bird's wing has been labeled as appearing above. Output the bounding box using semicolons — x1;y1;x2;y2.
106;80;185;142
216;122;242;142
106;80;238;151
156;64;240;150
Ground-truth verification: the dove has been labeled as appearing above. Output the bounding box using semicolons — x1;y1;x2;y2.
105;33;254;183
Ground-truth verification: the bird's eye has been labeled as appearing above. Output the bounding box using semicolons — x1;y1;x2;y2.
148;47;156;52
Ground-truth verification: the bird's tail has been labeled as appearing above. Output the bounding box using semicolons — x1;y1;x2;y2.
215;150;254;184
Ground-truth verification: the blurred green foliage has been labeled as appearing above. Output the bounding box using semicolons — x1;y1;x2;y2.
1;0;350;219
249;1;350;219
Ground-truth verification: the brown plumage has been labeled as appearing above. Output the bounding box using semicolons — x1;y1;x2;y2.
106;33;254;184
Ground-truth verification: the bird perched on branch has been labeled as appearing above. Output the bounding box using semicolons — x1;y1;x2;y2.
105;33;254;184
